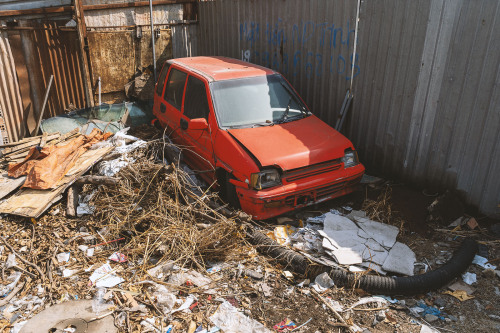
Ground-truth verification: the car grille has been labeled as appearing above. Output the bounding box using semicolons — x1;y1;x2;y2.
284;176;362;206
284;159;342;182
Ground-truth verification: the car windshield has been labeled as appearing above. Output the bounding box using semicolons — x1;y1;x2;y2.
210;74;309;128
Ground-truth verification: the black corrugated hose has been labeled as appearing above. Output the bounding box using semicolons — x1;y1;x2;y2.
246;227;478;295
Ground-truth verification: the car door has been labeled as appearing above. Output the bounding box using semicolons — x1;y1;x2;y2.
153;62;170;121
179;74;215;181
161;67;188;141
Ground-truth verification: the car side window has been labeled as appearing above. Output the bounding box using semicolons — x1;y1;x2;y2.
183;76;210;120
164;68;187;110
155;63;170;96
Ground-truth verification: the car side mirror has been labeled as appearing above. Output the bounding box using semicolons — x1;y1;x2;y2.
188;118;208;130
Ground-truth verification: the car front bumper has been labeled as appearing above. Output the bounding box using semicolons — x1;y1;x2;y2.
236;164;365;220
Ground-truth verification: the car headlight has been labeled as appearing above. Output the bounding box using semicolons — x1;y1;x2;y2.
342;150;359;168
250;169;281;190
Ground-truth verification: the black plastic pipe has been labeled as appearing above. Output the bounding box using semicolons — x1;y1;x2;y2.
246;227;478;295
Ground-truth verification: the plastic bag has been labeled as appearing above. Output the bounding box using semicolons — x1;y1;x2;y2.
209;301;271;333
92;288;112;315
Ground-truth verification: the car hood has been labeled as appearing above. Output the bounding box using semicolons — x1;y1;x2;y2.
227;115;353;170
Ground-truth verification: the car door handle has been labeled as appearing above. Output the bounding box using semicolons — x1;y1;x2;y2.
160;103;166;113
180;118;188;130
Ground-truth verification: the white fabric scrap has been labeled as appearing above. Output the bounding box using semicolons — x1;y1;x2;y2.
96;128;146;176
210;301;271;333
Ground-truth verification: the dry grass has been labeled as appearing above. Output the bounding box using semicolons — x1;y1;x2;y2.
90;144;244;271
362;186;406;233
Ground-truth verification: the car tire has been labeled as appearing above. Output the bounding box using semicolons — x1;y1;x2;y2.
223;172;241;209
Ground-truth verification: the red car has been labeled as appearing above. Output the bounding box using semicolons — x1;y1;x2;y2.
153;56;364;220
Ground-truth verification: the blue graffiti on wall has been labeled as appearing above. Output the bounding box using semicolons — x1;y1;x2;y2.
239;19;360;81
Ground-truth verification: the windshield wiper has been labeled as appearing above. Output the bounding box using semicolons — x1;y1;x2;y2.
276;97;292;124
279;81;308;116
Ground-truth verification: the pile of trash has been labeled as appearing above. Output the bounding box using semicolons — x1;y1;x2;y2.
268;210;416;276
0;124;498;333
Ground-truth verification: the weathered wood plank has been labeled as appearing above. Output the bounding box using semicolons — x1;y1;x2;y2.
0;146;113;218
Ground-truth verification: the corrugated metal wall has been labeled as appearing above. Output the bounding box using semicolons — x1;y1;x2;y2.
0;31;25;142
198;0;500;217
199;0;357;126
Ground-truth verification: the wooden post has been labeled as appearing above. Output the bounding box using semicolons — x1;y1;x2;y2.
66;184;81;217
74;0;93;108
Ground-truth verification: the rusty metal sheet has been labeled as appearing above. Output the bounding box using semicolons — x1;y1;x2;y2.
140;29;173;70
87;29;172;94
0;31;25;143
87;31;135;94
21;21;85;120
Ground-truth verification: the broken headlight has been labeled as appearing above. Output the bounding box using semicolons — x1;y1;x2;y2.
250;169;281;190
342;150;359;168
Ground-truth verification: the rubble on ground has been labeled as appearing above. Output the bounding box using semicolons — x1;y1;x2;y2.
0;125;498;332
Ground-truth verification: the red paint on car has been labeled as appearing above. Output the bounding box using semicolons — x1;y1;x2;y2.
153;56;364;220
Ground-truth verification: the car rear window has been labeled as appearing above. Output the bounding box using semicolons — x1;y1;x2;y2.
155;63;170;96
184;76;210;120
164;68;187;110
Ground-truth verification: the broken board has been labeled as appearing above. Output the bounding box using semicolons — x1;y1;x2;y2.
0;146;113;217
0;173;26;200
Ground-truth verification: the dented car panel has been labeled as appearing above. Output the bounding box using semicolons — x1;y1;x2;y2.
226;115;354;171
153;56;364;220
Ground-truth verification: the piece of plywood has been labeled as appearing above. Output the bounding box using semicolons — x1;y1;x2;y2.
0;173;26;200
0;145;113;217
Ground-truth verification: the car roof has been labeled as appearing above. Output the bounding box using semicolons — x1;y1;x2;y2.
168;56;276;82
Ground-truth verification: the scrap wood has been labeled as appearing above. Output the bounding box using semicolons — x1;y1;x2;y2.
0;280;26;307
66;185;81;218
0;173;26;200
75;175;119;186
0;236;46;280
0;145;114;217
0;133;59;154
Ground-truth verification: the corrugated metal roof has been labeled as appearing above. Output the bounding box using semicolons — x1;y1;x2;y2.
0;0;71;11
198;0;500;217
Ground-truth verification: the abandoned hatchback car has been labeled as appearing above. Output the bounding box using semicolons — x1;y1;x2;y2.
153;56;364;220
